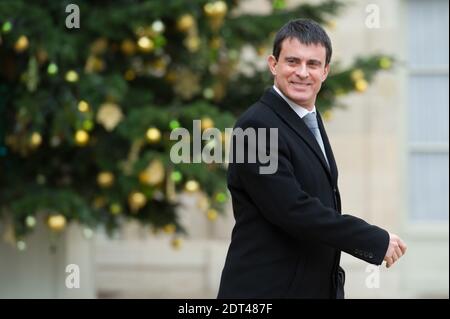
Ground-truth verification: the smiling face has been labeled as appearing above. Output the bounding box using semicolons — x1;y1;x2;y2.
268;37;330;110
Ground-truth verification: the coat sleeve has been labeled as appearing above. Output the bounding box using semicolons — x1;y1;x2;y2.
231;118;390;265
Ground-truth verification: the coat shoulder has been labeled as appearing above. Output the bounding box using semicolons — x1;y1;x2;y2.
235;100;279;129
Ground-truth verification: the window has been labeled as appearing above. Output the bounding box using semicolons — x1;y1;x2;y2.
407;0;449;222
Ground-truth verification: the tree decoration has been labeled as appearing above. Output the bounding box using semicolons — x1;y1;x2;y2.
78;100;90;113
97;171;115;188
74;130;89;146
128;191;147;212
185;180;200;192
65;70;79;82
14;35;29;52
204;1;228;31
139;159;165;186
47;214;67;232
96;102;123;131
171;237;182;249
207;208;218;221
29;132;42;148
177;14;195;32
146;127;161;143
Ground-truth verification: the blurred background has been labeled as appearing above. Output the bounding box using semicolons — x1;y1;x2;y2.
0;0;448;299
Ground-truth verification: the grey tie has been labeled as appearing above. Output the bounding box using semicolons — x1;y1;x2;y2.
302;112;329;167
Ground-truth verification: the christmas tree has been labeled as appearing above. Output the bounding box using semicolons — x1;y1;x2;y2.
0;0;392;249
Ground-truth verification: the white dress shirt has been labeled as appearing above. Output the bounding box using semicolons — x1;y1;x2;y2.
272;85;316;118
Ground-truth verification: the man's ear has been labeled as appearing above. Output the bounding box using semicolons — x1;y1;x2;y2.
267;55;277;76
322;64;330;82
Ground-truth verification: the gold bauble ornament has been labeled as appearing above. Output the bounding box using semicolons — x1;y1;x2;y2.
355;79;368;92
207;208;218;221
78;100;90;112
201;117;215;130
14;35;29;53
121;39;137;55
171;237;182;249
204;1;228;18
163;224;176;234
137;36;154;53
85;55;105;73
65;70;79;82
350;69;364;81
184;36;200;52
177;14;195;32
29;132;42;148
139;159;165;186
128;191;147;212
204;1;227;30
185;180;200;192
146;127;162;143
96;102;124;131
75;129;89;146
97;171;114;188
47;214;67;232
323;110;333;121
326;20;337;30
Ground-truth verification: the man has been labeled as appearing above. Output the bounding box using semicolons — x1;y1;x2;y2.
218;19;407;299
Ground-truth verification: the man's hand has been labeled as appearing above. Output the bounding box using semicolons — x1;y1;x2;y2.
383;233;407;268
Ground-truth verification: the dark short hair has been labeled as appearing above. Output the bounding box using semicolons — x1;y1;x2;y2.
272;18;332;65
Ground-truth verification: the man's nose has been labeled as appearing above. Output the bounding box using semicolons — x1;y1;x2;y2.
295;64;309;78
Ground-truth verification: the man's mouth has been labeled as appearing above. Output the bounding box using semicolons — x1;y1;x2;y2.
289;81;312;88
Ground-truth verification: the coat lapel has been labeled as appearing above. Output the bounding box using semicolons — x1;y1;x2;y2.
260;88;333;184
317;112;338;186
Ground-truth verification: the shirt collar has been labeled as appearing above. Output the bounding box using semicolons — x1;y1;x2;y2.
272;85;316;119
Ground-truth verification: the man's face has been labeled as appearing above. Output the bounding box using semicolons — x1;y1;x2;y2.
268;38;329;110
